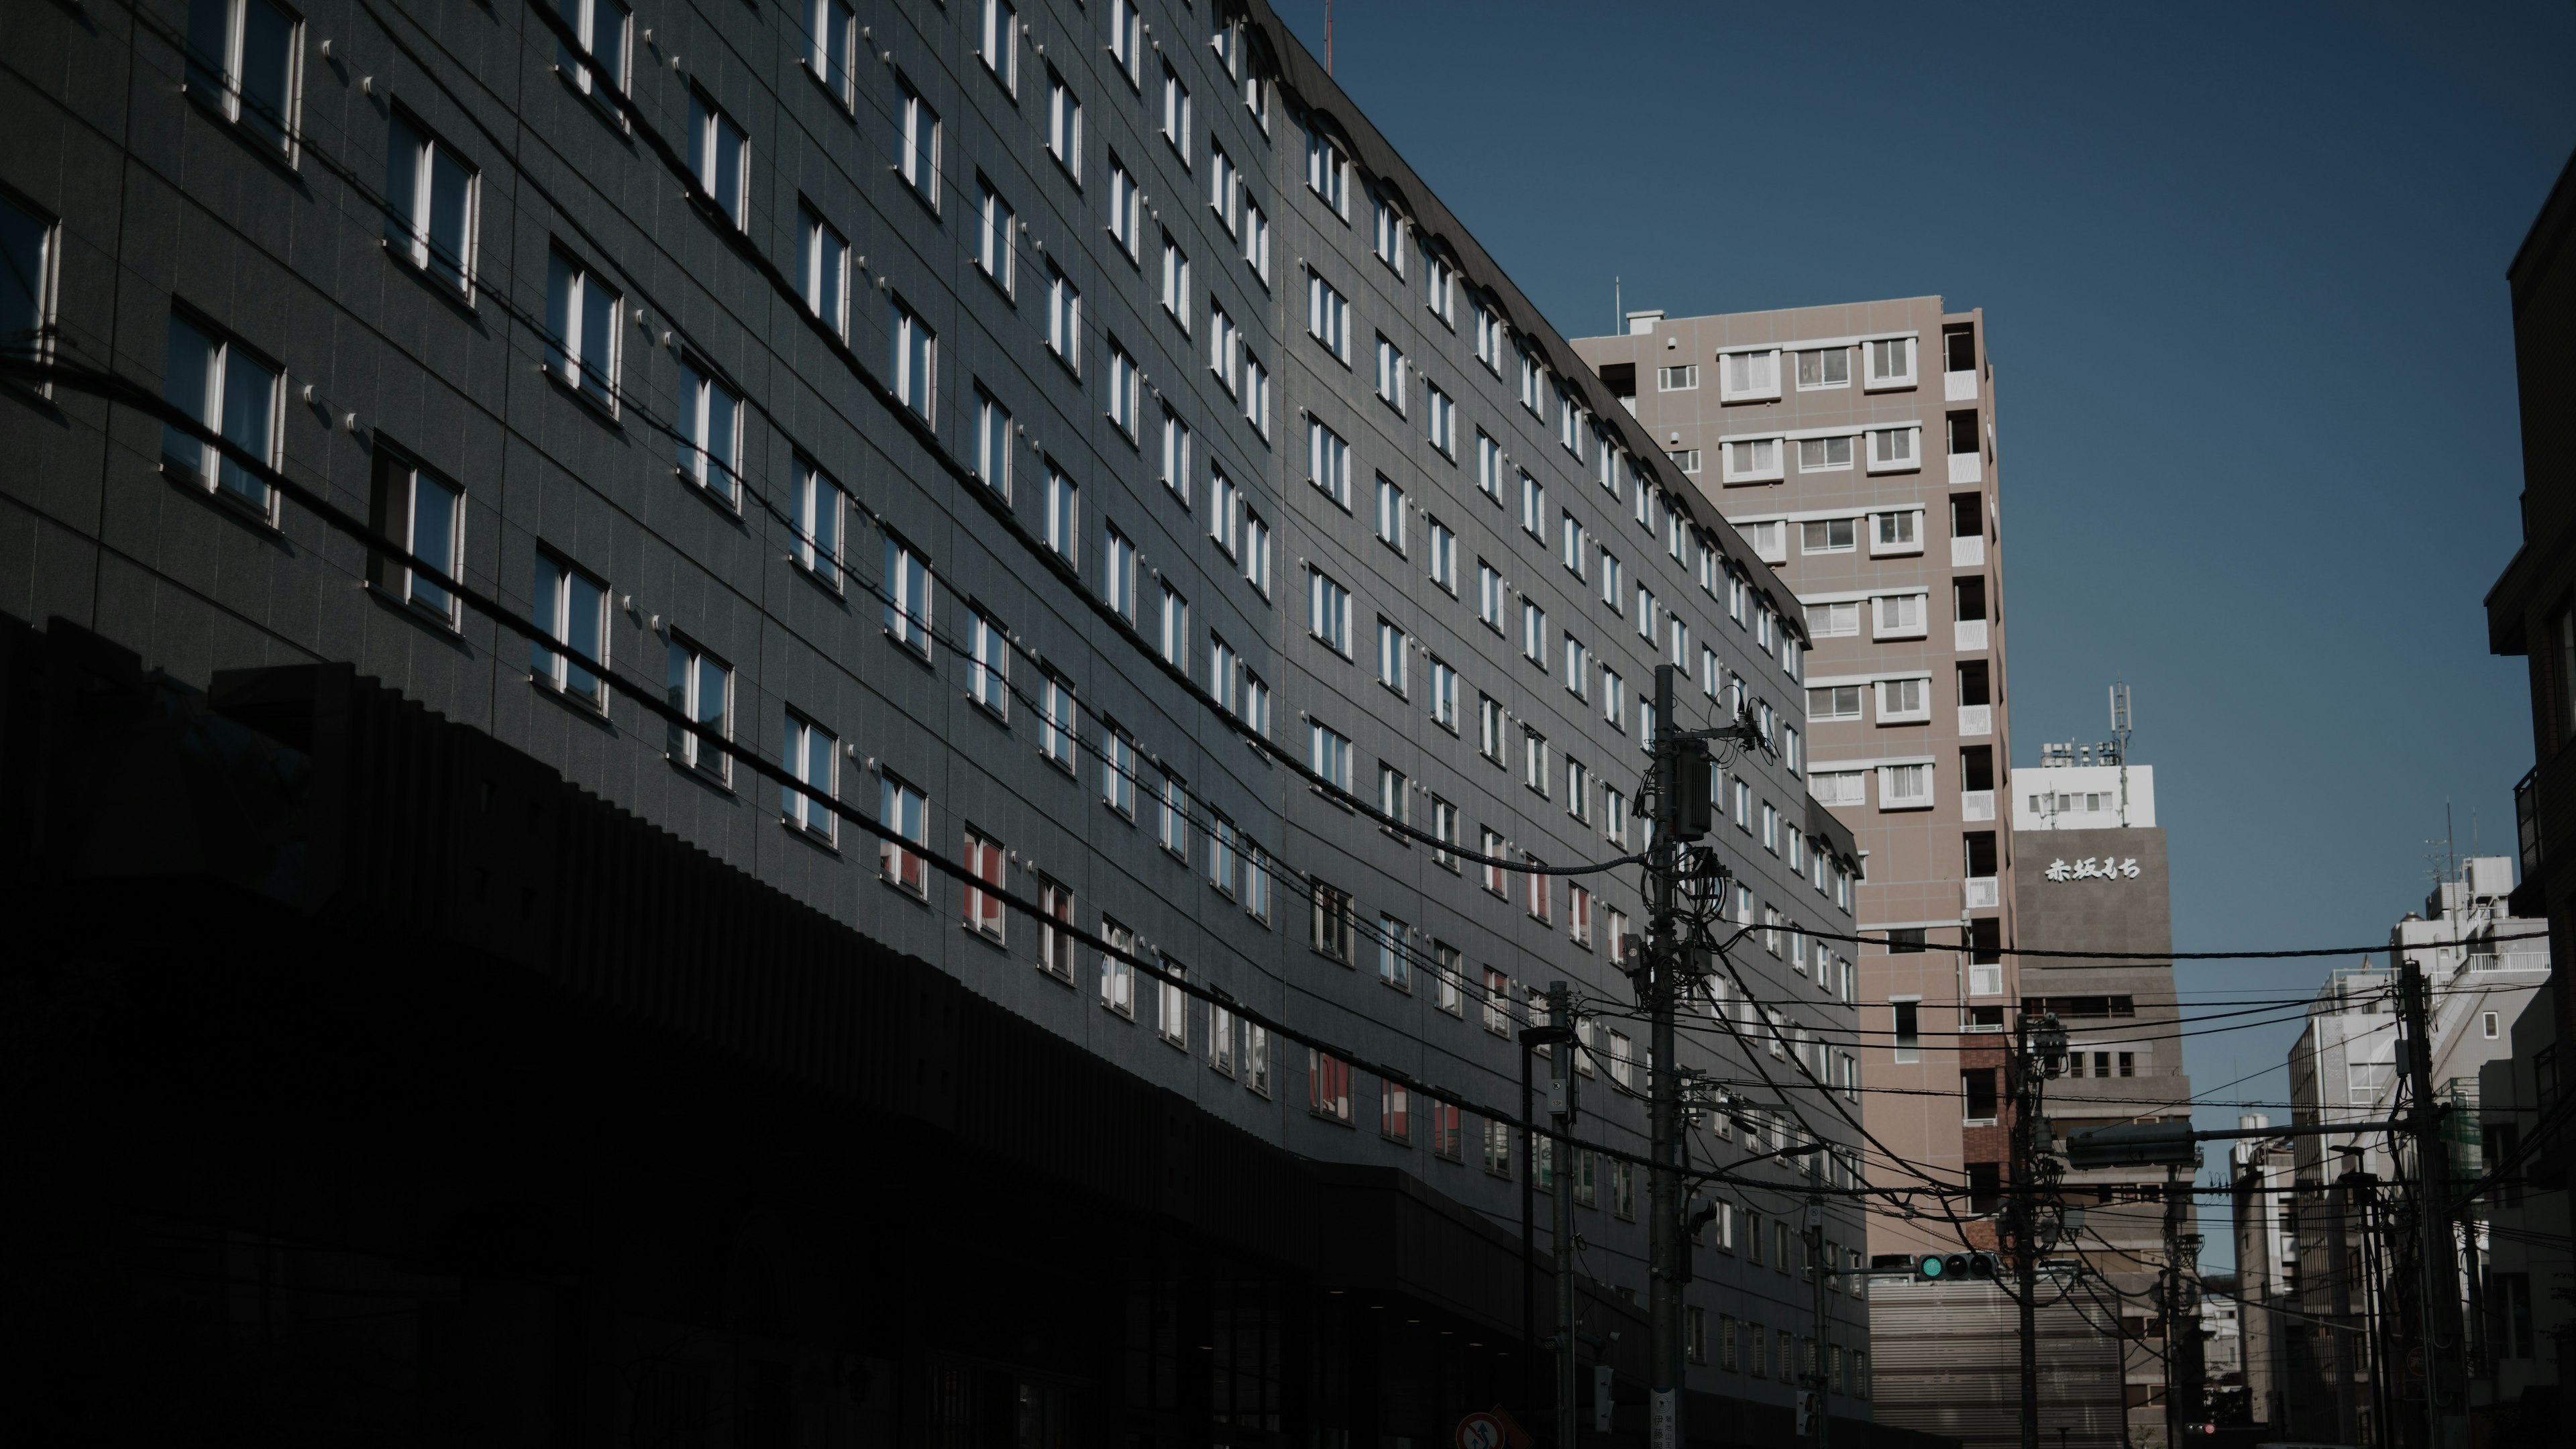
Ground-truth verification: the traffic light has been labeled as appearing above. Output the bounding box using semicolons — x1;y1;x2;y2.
1914;1251;1998;1283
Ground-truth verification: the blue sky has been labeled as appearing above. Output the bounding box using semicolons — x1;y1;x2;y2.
1269;1;2576;1268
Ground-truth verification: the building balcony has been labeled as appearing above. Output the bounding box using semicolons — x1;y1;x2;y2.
1945;368;1979;402
1948;451;1984;486
1959;704;1992;737
1965;876;2000;910
1951;534;1985;568
1961;789;1995;822
1954;619;1988;652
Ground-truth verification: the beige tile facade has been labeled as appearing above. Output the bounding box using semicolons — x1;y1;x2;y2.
1576;299;2015;1260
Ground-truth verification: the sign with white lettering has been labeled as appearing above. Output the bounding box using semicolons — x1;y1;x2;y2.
2044;857;2140;882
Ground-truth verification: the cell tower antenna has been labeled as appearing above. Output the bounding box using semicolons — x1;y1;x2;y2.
2108;681;2135;827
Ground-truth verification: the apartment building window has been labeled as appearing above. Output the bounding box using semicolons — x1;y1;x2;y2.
1426;382;1455;455
879;536;934;661
1039;674;1077;772
1209;814;1238;896
803;0;855;105
186;0;302;156
893;80;942;208
1104;339;1142;439
1309;722;1354;799
531;553;607;708
1875;508;1923;552
1102;525;1137;620
967;610;1009;718
1868;335;1916;388
1563;635;1588;699
1428;519;1458;592
890;300;936;419
1521;600;1546;663
1657;363;1700;392
1038;877;1073;981
1797;435;1854;473
368;453;463;628
1307;417;1352;506
1809;685;1862;722
1375;334;1408;413
1517;343;1545;416
1152;237;1190;334
662;637;731;782
1430;796;1460;871
1102;725;1134;816
1310;569;1352;655
1046;68;1081;178
1795;347;1851;390
1307;126;1349;213
1603;788;1629;847
1721;437;1782;484
1209;634;1238;714
1476;430;1503;502
1309;1050;1353;1123
877;773;928;894
1158;582;1188;670
1243;838;1274;924
1425;252;1456;323
1156;954;1189;1050
784;461;844;588
1523;729;1548;796
1560;512;1586;577
1241;199;1271;283
1045;264;1080;371
1877;676;1929;721
972;180;1016;298
543;248;619;409
1558;390;1582;456
978;0;1017;93
1158;769;1188;860
1244;515;1272;598
1159;406;1192;502
1870;426;1919;472
1479;695;1507;764
954;829;1006;941
1479;828;1509;896
0;193;54;371
779;711;838;841
1104;157;1142;260
1245;1021;1271;1094
385;112;475;294
793;203;850;335
1372;193;1406;274
1161;60;1190;160
1101;920;1135;1018
1307;270;1350;361
1717;348;1781;402
1875;592;1928;639
1210;302;1239;392
1880;761;1933;808
1043;463;1078;563
677;357;741;502
1242;669;1271;739
1430;657;1458;731
686;91;749;227
1524;857;1550;922
1377;619;1409;694
1801;517;1858;555
1371;475;1410;554
1311;880;1355;965
1243;352;1270;435
1377;912;1413;992
1210;144;1240;233
160;311;280;514
1478;562;1504;631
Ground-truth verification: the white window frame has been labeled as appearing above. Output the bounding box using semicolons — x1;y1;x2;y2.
1717;347;1781;403
1875;677;1931;722
1865;335;1917;391
1721;436;1784;484
1870;508;1924;555
1793;347;1852;392
1868;426;1921;473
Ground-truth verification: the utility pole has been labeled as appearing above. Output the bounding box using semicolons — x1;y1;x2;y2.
2326;1175;2359;1447
1646;664;1686;1449
2163;1164;2184;1449
1549;979;1578;1449
2010;1014;2065;1449
2399;956;2465;1449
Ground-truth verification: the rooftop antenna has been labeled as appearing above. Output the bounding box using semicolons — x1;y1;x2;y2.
1614;276;1621;336
1325;0;1333;75
2108;681;2133;826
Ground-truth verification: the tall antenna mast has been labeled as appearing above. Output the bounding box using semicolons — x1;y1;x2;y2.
1614;276;1622;335
2108;681;2134;826
1325;0;1334;75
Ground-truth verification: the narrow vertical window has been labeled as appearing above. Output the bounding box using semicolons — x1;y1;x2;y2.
782;712;838;841
975;389;1013;497
551;0;633;107
1044;463;1078;564
531;553;608;707
160;311;280;514
665;636;732;782
1046;68;1082;179
969;610;1011;718
1046;264;1081;370
384;112;476;294
976;179;1016;295
883;536;934;659
368;453;464;627
900;82;941;207
796;462;843;587
798;202;848;335
543;248;620;409
186;0;303;156
979;0;1018;93
890;300;936;419
687;90;748;227
807;0;855;105
0;191;56;369
878;775;928;894
963;831;1006;941
676;358;741;503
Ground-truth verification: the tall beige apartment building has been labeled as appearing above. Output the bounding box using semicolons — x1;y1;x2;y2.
1576;300;2015;1260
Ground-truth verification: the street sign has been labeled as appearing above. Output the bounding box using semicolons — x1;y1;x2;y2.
1454;1411;1506;1449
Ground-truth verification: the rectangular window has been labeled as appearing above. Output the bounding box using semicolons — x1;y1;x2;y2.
968;610;1009;717
687;91;749;227
877;773;928;894
531;553;607;707
1159;582;1188;669
1156;953;1188;1049
1658;364;1700;391
368;453;463;627
1046;68;1081;178
890;300;936;419
1477;431;1503;500
1797;435;1854;472
1423;381;1454;453
1099;920;1135;1018
1430;796;1459;871
1808;685;1863;721
1428;520;1457;592
796;202;849;335
1375;334;1407;413
898;81;941;207
1161;406;1192;501
1376;475;1409;553
1877;676;1929;718
551;0;632;107
1521;472;1547;538
1044;463;1078;563
1045;264;1081;370
1040;674;1077;772
978;0;1017;94
1309;1050;1352;1122
1309;721;1353;793
1210;302;1239;392
1523;857;1548;920
1107;158;1140;258
1241;199;1271;282
1373;193;1406;274
1719;348;1780;402
384;111;476;294
1244;839;1273;924
883;536;934;659
1242;352;1269;435
1377;619;1408;694
974;389;1012;496
1210;469;1241;557
0;191;54;371
161;310;282;513
1479;696;1506;765
961;830;1006;941
1426;253;1455;323
186;0;303;156
1038;877;1073;981
665;637;731;781
1106;340;1138;437
1309;418;1351;506
1668;448;1701;474
675;357;741;502
1479;561;1504;631
1874;593;1928;638
1379;913;1412;991
1157;769;1187;859
1310;881;1354;965
1306;127;1348;213
1108;511;1149;609
1521;600;1546;663
1876;509;1923;551
542;248;620;409
1108;0;1142;83
804;0;855;105
1244;513;1272;597
1430;657;1458;730
1722;437;1782;484
1102;725;1134;816
1210;144;1240;233
1161;60;1191;160
1160;234;1190;330
1795;347;1851;390
1310;569;1352;654
781;711;838;841
976;180;1016;295
1868;335;1916;388
1870;426;1919;470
